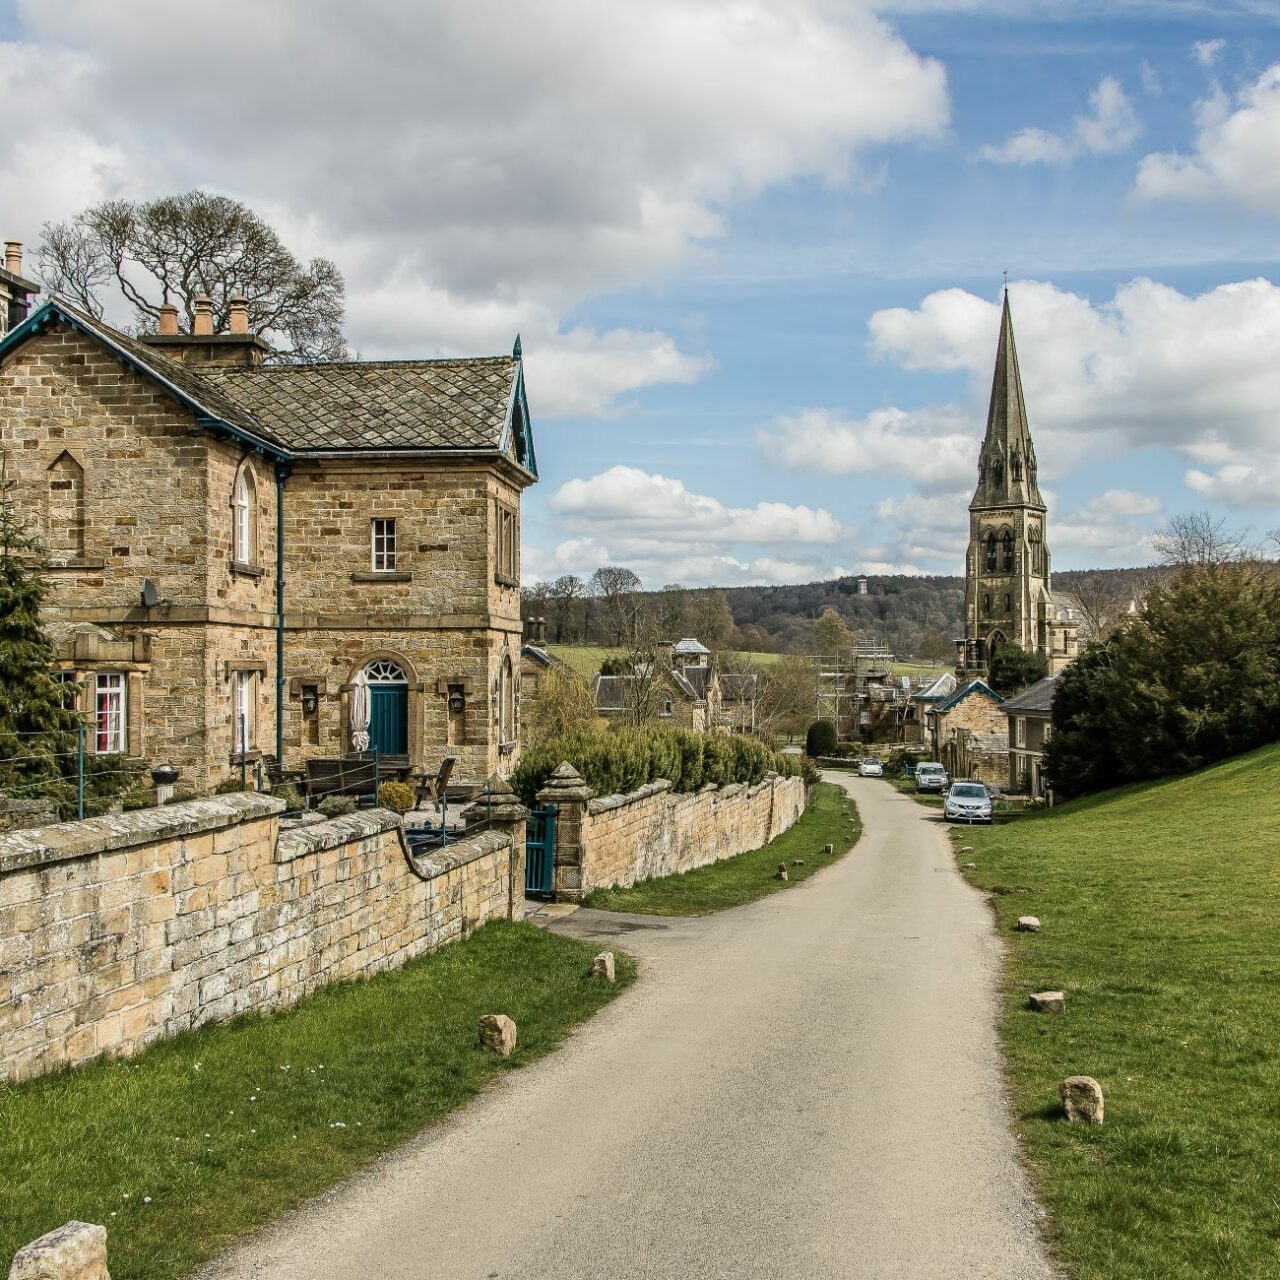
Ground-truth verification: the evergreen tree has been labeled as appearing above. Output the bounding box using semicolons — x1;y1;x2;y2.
986;640;1048;697
0;464;80;810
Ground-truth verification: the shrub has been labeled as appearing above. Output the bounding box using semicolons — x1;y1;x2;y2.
214;776;252;794
377;780;415;814
318;793;357;817
509;725;797;807
273;782;302;811
805;719;837;757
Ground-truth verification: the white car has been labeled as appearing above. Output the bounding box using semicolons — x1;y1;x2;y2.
858;759;884;777
944;781;993;824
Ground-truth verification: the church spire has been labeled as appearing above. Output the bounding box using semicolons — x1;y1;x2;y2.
972;290;1042;510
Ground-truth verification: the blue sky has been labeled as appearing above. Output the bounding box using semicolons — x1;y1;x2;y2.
2;1;1278;585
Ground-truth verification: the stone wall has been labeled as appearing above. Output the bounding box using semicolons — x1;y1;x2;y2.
538;766;806;899
0;792;519;1083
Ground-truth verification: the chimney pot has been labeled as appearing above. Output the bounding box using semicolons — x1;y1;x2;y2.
4;241;21;276
228;294;249;335
192;295;214;337
157;303;179;336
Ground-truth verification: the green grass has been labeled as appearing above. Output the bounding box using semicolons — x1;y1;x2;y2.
0;921;633;1280
581;780;859;915
956;743;1280;1280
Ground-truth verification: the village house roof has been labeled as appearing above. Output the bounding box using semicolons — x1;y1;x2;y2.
520;644;576;676
673;638;711;656
0;298;536;473
911;672;957;703
933;677;1004;715
680;665;712;700
719;672;758;702
1000;675;1057;715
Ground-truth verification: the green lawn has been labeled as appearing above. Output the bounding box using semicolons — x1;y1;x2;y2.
581;780;859;915
0;922;633;1280
956;743;1280;1280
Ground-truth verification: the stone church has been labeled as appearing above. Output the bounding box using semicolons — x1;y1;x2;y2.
957;292;1077;678
0;254;535;792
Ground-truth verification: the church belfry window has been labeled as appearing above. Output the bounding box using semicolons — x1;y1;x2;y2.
1001;530;1014;571
982;593;991;616
985;532;997;572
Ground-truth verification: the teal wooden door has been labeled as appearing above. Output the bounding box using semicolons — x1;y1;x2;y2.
369;685;408;755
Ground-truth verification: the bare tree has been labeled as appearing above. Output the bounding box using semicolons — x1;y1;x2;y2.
39;192;347;362
547;574;589;643
1153;512;1246;568
589;566;644;647
752;654;818;741
1064;571;1140;643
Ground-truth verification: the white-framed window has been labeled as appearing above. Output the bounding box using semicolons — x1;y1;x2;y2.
94;673;126;755
1015;716;1026;748
52;671;78;710
1043;721;1052;744
233;670;255;753
371;518;397;572
233;466;257;563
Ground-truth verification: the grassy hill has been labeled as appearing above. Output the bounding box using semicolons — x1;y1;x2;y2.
546;644;940;680
958;743;1280;1279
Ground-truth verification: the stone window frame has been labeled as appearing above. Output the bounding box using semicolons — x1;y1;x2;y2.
232;668;257;757
230;457;263;574
984;531;997;573
1000;529;1015;572
371;517;398;573
94;672;126;755
1015;716;1026;748
495;500;518;586
497;651;517;751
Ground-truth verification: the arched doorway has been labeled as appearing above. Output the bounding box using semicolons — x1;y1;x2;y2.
988;630;1007;661
364;658;408;756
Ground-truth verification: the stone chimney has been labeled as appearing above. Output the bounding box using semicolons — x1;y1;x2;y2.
0;238;38;335
4;242;21;276
139;291;270;368
192;295;214;336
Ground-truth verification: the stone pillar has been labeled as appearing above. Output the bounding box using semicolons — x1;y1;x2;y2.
536;762;592;903
462;774;529;920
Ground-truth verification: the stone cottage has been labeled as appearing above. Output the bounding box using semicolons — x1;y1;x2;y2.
926;677;1007;784
0;288;536;791
1002;674;1057;796
592;637;724;732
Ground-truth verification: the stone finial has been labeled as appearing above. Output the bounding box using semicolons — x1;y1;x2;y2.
157;302;179;336
592;951;616;982
536;761;592;804
1016;916;1041;932
461;773;528;826
1028;991;1065;1013
4;241;22;276
1059;1075;1104;1124
192;295;214;336
228;294;250;334
8;1221;109;1280
775;863;788;881
478;1013;517;1057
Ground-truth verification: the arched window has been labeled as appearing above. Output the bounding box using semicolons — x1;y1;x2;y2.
499;654;515;744
1004;592;1012;613
1001;530;1014;571
365;659;407;684
982;593;991;616
47;451;86;558
985;532;997;572
233;464;258;565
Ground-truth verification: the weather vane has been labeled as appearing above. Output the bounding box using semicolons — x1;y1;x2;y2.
1003;267;1009;290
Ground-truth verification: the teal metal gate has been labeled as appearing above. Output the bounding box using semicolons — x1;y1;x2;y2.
526;804;557;898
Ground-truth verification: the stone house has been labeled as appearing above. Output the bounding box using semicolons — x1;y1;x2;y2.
717;672;759;733
903;672;956;745
1002;675;1057;797
592;637;725;732
0;289;536;792
927;678;1007;784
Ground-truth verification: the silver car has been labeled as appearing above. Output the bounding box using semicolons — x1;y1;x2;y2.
914;762;950;793
944;781;993;824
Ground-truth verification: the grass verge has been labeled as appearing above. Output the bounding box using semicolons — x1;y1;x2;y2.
956;742;1280;1280
581;780;858;916
1;920;633;1280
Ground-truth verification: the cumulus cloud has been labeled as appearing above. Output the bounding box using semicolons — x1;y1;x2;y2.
3;0;949;416
1135;64;1280;214
759;405;977;490
1186;461;1280;508
978;76;1140;165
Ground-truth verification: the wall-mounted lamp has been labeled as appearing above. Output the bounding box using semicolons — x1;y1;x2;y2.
301;689;319;716
447;692;465;716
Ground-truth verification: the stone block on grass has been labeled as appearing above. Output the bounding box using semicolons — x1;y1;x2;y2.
792;859;805;867
8;1221;109;1280
1028;991;1065;1013
1059;1075;1104;1124
592;951;616;983
823;843;834;855
1016;916;1041;932
775;863;788;881
478;1013;517;1057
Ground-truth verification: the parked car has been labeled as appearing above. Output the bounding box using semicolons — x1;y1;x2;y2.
944;781;993;824
914;762;950;793
858;759;884;777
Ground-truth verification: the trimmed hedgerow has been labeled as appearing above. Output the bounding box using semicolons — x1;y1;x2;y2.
510;726;802;807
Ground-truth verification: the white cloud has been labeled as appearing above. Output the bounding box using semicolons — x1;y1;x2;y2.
1193;38;1226;68
1140;58;1162;97
1135;64;1280;214
760;405;978;490
1186;461;1280;508
978;76;1140;165
3;0;949;416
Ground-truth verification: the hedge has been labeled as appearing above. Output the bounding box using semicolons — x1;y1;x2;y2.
510;726;803;807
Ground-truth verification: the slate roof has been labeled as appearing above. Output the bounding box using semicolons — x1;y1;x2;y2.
680;665;711;700
934;677;1004;715
0;298;533;469
1000;675;1057;715
520;644;575;676
673;638;711;656
719;673;758;702
594;675;632;712
912;672;957;702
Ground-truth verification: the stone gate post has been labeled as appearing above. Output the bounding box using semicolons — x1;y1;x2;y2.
536;762;591;902
462;774;529;920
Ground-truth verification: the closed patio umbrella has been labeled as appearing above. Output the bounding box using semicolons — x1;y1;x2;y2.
350;669;371;753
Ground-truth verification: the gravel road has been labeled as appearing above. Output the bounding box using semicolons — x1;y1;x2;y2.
202;772;1056;1280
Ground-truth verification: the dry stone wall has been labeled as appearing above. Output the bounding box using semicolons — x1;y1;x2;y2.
0;793;515;1083
543;770;806;899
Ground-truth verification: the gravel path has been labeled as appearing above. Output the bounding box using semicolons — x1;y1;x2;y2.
202;773;1056;1279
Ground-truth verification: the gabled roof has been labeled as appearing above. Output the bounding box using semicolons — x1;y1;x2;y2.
912;672;957;702
680;665;711;700
521;644;575;676
673;638;711;656
0;298;536;473
1001;674;1057;715
934;677;1004;714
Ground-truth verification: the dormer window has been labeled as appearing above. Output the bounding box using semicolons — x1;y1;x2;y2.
372;518;397;572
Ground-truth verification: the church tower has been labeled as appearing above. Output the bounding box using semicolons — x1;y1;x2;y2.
957;291;1077;678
